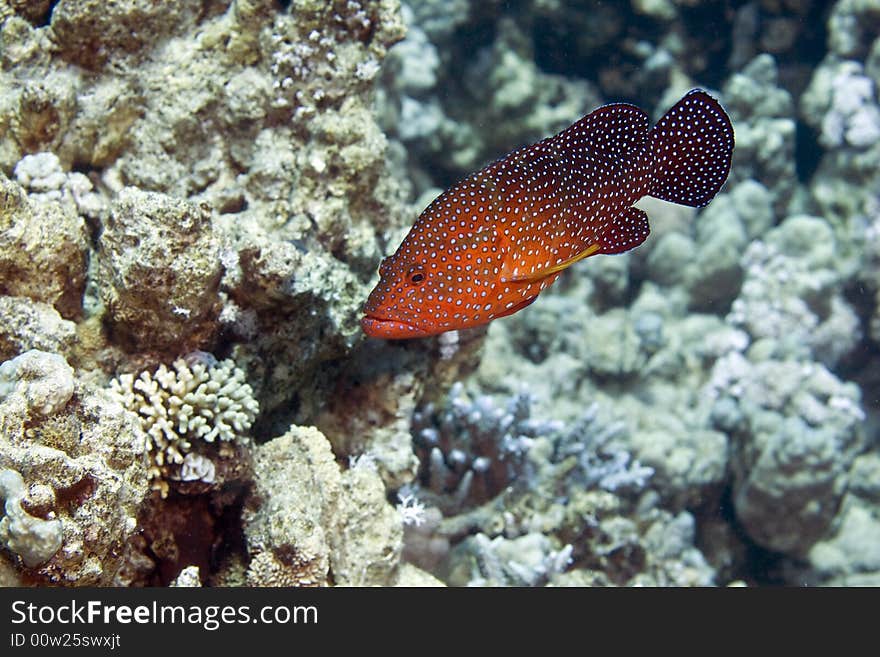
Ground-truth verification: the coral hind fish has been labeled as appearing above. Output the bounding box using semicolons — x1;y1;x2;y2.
362;89;734;339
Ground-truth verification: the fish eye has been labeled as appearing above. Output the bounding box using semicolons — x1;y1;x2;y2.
407;264;426;286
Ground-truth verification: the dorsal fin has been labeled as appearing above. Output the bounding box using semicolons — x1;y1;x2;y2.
551;103;651;163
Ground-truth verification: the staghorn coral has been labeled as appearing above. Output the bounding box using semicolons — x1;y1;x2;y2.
107;352;258;494
398;380;677;585
411;383;653;516
443;532;573;587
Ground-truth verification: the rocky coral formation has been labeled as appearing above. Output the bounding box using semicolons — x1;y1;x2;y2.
709;355;864;555
1;0;418;419
98;189;223;353
0;350;148;584
803;451;880;585
243;425;405;586
0;172;88;320
0;297;77;363
0;467;62;568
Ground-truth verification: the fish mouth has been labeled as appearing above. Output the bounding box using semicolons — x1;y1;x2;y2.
361;313;428;339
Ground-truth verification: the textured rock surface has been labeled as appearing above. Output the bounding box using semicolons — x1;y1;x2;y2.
243;425;403;587
0;174;88;319
804;452;880;585
0;297;77;363
709;356;864;556
0;350;148;584
98;189;223;353
0;468;62;567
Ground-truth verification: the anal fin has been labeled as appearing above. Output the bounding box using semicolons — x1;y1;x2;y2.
598;207;650;255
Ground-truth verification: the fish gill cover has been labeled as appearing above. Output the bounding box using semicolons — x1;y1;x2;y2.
0;0;877;587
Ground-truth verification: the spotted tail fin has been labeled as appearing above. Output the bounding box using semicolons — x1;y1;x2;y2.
648;89;734;208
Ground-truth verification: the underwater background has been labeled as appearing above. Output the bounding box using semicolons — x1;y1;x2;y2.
0;0;877;586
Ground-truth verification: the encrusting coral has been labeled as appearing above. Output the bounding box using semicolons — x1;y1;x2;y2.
0;172;88;320
0;350;148;585
0;467;63;568
98;188;223;353
243;425;407;587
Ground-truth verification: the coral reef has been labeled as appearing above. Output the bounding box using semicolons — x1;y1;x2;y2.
381;0;878;587
399;382;719;586
0;171;88;320
98;189;223;353
709;355;864;555
0;0;878;587
803;452;880;585
727;216;860;367
0;468;62;568
0;297;77;363
410;383;653;516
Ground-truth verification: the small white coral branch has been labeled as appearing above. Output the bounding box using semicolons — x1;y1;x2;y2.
108;353;258;490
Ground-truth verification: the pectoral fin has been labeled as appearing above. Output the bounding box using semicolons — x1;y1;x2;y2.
501;241;602;283
495;295;539;319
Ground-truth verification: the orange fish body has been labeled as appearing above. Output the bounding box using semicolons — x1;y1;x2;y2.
362;89;734;339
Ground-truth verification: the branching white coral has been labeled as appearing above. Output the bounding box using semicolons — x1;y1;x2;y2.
108;353;258;486
396;492;426;527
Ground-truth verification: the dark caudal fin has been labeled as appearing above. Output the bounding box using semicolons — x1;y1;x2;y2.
648;89;734;208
